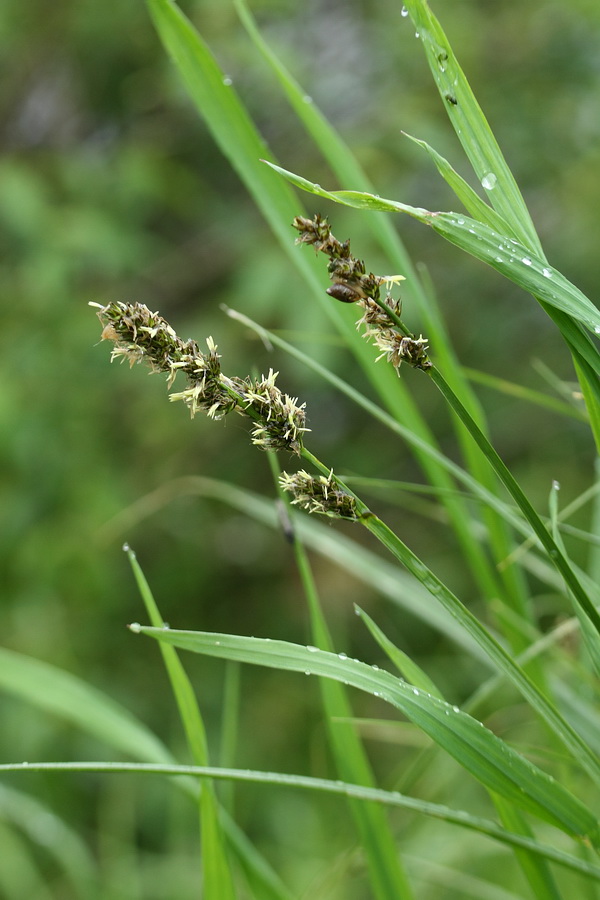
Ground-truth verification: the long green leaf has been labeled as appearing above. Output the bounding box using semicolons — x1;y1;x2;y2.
134;626;600;846
2;761;599;882
126;547;236;900
400;0;542;254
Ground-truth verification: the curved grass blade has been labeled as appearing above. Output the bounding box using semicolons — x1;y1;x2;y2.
493;795;564;900
132;627;600;846
2;761;599;882
355;606;443;700
399;0;542;255
125;546;236;900
402;132;514;236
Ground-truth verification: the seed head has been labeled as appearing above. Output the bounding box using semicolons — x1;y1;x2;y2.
92;302;308;454
279;469;360;520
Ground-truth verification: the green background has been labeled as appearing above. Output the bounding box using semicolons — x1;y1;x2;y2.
1;0;598;895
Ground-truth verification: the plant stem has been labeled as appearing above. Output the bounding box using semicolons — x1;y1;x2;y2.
299;447;600;784
373;292;600;635
428;367;600;635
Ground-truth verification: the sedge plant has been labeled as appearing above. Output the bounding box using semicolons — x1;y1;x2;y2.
2;1;599;899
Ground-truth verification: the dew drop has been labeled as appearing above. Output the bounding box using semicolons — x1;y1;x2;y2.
457;218;465;225
542;267;552;278
222;76;233;87
401;5;409;16
594;325;600;334
122;542;130;552
129;622;141;633
415;31;420;38
304;669;311;675
161;622;170;630
412;688;419;695
452;705;460;713
306;645;319;653
215;640;221;646
302;94;313;104
552;479;560;491
481;172;497;190
338;652;348;661
522;257;532;266
371;664;379;671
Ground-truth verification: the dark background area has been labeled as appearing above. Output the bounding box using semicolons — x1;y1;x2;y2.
1;0;598;894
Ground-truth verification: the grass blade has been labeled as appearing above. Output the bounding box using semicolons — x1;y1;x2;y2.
400;0;541;253
3;761;599;882
133;627;600;846
125;546;236;900
355;605;443;700
402;132;514;235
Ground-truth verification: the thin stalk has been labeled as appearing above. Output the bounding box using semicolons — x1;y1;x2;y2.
429;368;600;634
375;295;600;636
3;761;599;880
299;447;600;785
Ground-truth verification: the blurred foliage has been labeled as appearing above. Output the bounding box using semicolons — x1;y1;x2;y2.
1;0;599;895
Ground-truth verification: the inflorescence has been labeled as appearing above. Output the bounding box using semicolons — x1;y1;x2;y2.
293;214;432;372
91;301;308;454
279;469;361;521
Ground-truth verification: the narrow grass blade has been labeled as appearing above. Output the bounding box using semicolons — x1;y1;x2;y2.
357;595;562;895
400;0;542;254
575;356;600;454
264;163;600;339
355;508;600;786
126;546;209;765
3;761;599;882
133;627;600;846
493;795;563;900
355;606;443;700
275;499;414;896
125;546;236;900
402;132;514;236
0;822;54;900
